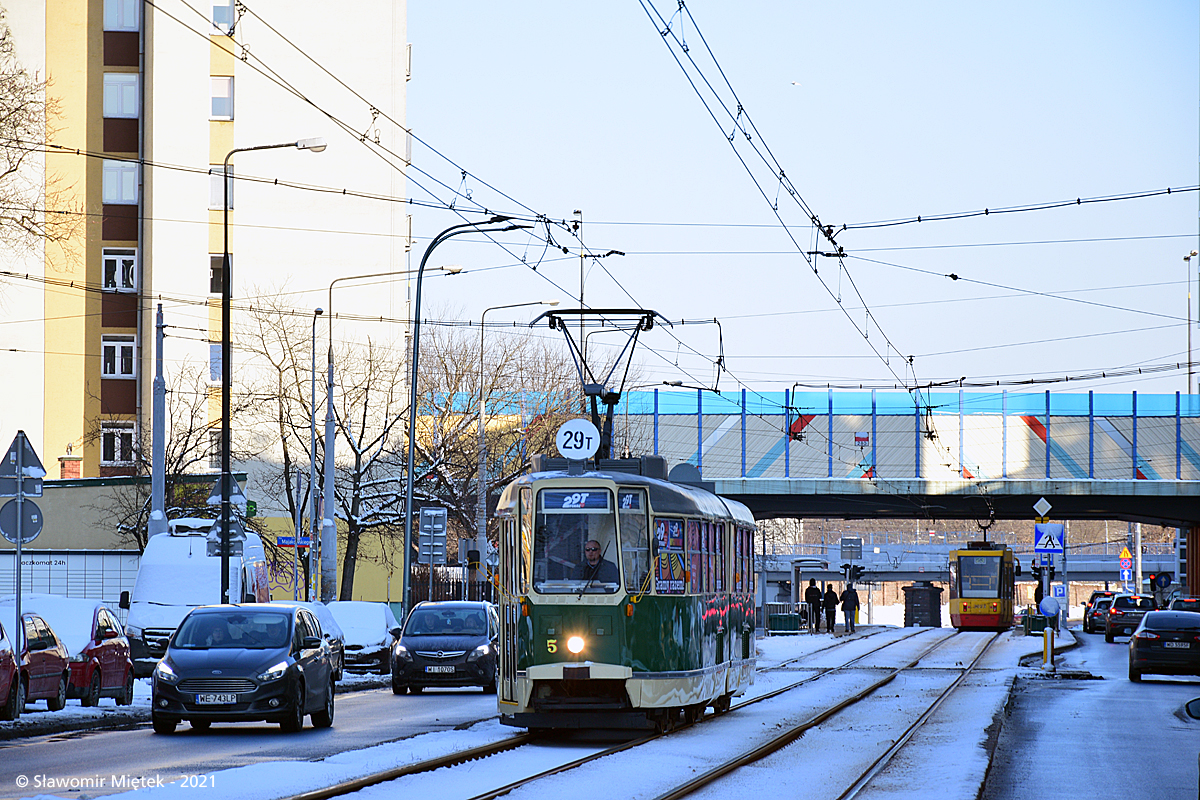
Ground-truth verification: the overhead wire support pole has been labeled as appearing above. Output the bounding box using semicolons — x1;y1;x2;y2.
403;216;530;618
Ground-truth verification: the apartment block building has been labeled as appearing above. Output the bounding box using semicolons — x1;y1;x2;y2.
4;0;410;483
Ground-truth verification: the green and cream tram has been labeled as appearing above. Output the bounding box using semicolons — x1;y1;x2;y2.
493;456;757;732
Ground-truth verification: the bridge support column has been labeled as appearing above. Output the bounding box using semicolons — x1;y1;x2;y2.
1187;525;1198;597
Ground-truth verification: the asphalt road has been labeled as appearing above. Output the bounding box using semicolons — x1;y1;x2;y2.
982;625;1200;800
0;686;499;800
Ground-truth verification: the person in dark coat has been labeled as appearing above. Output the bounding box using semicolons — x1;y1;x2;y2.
804;578;823;632
840;584;861;633
824;584;839;633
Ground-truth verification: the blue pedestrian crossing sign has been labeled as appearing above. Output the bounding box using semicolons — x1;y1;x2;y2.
1034;523;1065;554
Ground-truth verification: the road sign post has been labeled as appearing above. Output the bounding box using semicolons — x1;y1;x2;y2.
1;431;47;666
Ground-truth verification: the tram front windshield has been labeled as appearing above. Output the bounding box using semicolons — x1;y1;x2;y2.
958;555;1001;598
532;488;619;594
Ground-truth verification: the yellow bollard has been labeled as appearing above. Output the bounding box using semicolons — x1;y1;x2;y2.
1042;627;1055;673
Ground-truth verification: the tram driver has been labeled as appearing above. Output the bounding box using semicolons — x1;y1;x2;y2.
572;539;619;583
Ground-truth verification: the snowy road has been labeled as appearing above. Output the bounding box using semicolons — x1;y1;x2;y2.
4;622;1191;800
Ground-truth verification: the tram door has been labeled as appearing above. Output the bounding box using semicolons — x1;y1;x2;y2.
498;488;529;703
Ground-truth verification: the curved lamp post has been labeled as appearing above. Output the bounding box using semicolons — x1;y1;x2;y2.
403;216;528;615
317;265;459;602
220;137;325;604
476;299;558;585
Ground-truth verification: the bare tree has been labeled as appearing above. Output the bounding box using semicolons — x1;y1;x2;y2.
86;362;260;552
0;8;79;253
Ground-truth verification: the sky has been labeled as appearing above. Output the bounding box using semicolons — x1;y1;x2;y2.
390;1;1200;399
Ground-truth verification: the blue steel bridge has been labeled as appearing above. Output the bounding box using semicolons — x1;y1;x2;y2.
602;388;1200;585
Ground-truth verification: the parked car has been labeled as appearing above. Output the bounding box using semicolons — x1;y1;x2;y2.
151;604;335;734
1084;596;1113;634
1;594;134;706
327;601;400;674
270;601;345;681
391;601;498;694
1082;590;1115;632
1128;610;1200;681
0;620;19;720
1105;594;1157;642
19;613;70;711
1169;597;1200;613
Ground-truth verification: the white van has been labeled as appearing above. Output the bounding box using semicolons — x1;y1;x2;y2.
120;518;268;677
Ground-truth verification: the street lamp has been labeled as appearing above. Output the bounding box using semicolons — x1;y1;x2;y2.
317;265;461;602
403;216;530;616
1187;250;1199;395
308;307;323;601
220;137;325;604
476;300;558;581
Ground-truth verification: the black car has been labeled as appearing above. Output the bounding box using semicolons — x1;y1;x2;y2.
1105;594;1156;642
391;601;498;694
151;604;335;733
1128;610;1200;682
1082;590;1115;633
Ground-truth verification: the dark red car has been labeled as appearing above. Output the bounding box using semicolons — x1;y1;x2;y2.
19;613;70;711
0;620;19;720
1;595;134;707
1105;594;1157;642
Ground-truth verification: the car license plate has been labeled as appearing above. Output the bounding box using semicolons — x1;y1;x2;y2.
195;693;237;704
1164;642;1190;649
424;666;455;673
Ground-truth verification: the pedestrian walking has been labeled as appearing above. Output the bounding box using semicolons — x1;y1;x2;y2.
824;584;838;633
804;578;823;633
840;583;861;634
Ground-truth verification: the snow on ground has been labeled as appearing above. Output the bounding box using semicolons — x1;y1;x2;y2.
12;608;1071;800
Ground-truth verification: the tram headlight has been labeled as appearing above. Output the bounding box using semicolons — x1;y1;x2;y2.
566;636;585;654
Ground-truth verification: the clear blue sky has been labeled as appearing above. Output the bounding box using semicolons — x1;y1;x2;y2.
404;2;1200;397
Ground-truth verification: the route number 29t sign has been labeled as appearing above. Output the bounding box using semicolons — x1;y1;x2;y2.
556;419;600;461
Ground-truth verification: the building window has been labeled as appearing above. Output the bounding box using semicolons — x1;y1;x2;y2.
103;73;139;118
209;343;222;383
104;0;139;31
208;429;222;470
102;335;136;378
212;0;235;33
101;422;136;465
103;160;138;204
211;77;233;120
209;165;232;210
103;248;137;291
210;254;225;294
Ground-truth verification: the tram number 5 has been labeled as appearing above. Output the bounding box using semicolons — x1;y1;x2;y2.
547;638;558;654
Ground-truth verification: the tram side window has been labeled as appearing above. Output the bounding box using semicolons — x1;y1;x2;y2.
532;488;618;593
618;489;650;593
687;521;702;593
716;523;725;592
958;555;1001;598
520;487;533;594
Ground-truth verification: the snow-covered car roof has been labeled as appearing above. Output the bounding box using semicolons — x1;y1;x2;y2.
0;593;116;657
327;601;399;647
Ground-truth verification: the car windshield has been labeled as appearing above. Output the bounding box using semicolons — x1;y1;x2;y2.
174;612;292;649
404;608;488;636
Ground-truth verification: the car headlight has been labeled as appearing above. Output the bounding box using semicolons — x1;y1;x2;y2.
126;625;142;639
153;660;180;684
466;644;490;662
393;644;411;661
256;661;290;682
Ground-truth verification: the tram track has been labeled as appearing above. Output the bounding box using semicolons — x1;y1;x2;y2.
275;627;975;800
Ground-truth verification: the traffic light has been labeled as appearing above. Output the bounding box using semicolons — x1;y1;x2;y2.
850;565;866;582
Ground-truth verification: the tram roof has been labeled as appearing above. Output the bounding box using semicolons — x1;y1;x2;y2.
497;469;756;528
